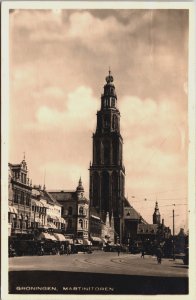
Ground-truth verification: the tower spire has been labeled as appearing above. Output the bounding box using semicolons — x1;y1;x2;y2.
90;71;125;243
153;201;161;224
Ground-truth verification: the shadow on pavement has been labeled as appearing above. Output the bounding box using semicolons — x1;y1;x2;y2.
9;271;188;295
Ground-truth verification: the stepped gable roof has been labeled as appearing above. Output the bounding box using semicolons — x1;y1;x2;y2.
137;223;158;234
49;190;76;202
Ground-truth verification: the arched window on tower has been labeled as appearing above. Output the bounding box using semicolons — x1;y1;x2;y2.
104;115;110;129
101;171;110;212
104;141;110;165
113;139;118;164
120;174;125;197
95;140;100;164
112;115;118;131
92;172;100;207
79;219;83;229
112;171;118;213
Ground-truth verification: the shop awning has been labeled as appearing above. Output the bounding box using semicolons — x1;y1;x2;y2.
59;217;66;224
38;232;57;241
90;236;102;242
8;206;18;214
47;222;57;229
48;234;57;241
54;233;66;241
35;217;41;223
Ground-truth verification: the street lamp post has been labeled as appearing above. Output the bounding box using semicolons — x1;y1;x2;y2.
172;209;175;260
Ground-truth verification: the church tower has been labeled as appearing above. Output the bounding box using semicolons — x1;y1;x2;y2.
89;70;125;241
153;201;161;225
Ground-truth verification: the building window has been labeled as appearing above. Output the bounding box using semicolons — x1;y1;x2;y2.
79;219;83;229
79;206;84;215
13;216;17;228
26;195;30;206
19;215;23;229
20;192;24;205
14;190;19;203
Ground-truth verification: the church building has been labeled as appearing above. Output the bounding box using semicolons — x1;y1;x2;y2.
89;70;125;242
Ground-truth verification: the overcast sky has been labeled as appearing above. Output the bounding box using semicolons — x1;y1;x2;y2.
9;8;188;232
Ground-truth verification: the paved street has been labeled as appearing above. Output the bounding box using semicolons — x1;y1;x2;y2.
9;251;188;276
9;252;188;295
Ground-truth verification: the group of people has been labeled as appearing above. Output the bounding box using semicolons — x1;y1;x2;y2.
60;244;71;255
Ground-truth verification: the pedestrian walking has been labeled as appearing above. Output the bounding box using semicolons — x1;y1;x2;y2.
141;248;145;259
156;247;163;264
117;245;120;256
67;244;71;255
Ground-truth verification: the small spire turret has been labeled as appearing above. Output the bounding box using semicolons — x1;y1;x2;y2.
76;177;84;192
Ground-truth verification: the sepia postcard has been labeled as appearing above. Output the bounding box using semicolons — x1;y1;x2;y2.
1;1;196;300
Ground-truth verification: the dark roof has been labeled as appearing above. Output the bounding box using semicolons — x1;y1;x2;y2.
124;197;131;207
137;223;158;234
49;191;76;202
90;206;99;217
124;206;147;224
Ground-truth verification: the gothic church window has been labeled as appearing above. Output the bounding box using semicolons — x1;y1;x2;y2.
92;172;100;207
104;115;110;128
104;141;110;164
112;115;118;130
95;140;100;164
101;172;109;212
